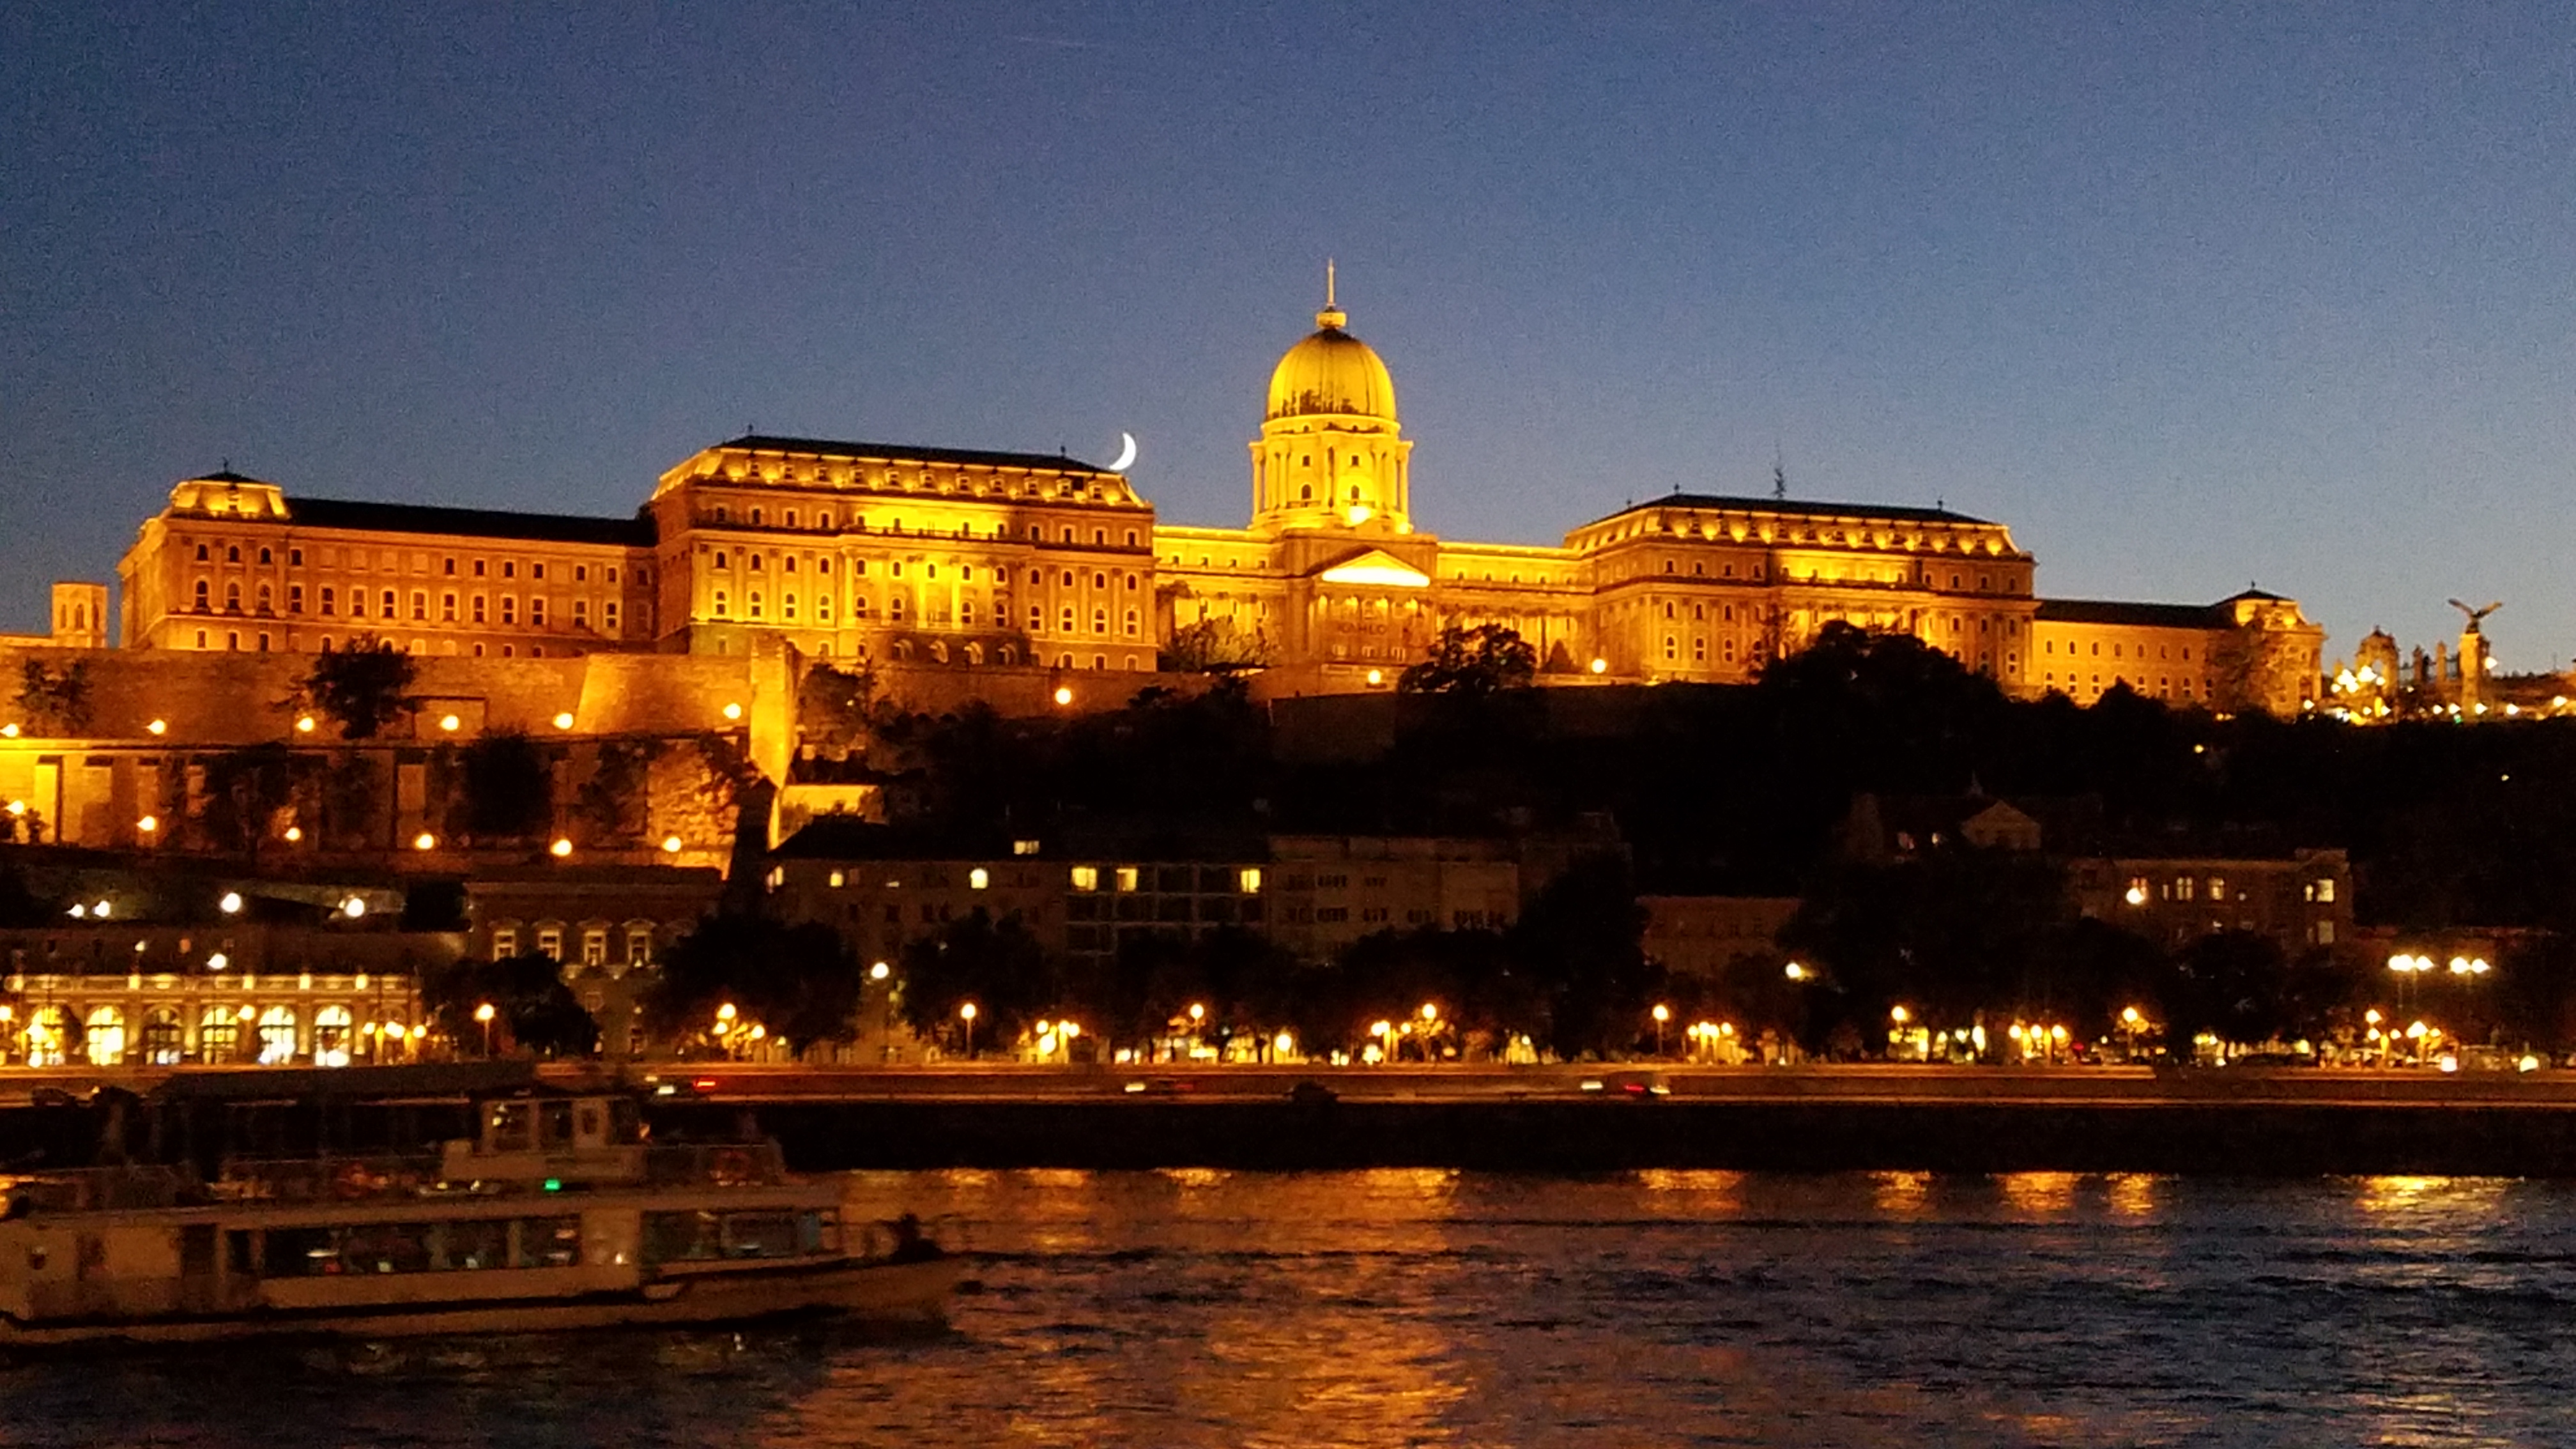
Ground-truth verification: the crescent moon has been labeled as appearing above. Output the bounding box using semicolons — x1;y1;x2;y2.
1108;432;1137;472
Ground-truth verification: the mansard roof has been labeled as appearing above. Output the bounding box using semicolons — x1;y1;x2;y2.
2035;597;2228;629
1583;493;1997;530
715;434;1115;476
285;498;655;548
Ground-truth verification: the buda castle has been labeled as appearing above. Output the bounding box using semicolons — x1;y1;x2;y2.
97;283;2323;716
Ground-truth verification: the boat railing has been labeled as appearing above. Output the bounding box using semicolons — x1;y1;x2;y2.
640;1142;788;1186
215;1154;445;1204
1;1165;196;1213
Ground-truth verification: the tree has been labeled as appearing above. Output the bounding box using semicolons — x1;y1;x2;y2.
296;636;418;740
195;744;302;857
647;912;867;1056
422;953;598;1057
1508;856;1662;1059
575;739;653;843
2161;930;2297;1046
1160;616;1273;673
796;662;881;761
898;908;1054;1054
443;731;552;841
1399;624;1537;697
15;658;93;736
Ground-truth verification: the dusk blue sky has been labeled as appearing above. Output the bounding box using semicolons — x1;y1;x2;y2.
6;3;2571;669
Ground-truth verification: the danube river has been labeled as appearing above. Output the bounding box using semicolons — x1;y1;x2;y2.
6;1170;2573;1446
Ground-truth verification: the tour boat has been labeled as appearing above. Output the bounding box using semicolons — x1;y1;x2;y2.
0;1092;960;1346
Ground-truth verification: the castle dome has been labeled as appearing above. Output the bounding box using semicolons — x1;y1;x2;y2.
1266;296;1397;425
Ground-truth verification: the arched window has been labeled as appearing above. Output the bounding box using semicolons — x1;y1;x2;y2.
194;579;211;610
224;581;242;611
84;1006;126;1068
258;1005;298;1064
26;1006;72;1067
198;1009;240;1064
226;546;240;564
313;1005;353;1068
142;1008;183;1066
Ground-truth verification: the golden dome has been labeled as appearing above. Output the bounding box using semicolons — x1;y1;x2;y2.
1266;300;1398;424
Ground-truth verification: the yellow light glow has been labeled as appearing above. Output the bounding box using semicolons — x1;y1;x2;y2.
870;961;890;981
2124;885;2147;906
553;712;575;730
1420;1003;1438;1022
1366;668;1384;686
438;714;461;732
1053;686;1074;706
960;1002;977;1022
722;702;743;721
474;1002;495;1023
1;724;17;738
1784;962;1807;981
284;826;303;841
1588;657;1608;675
1892;1005;1912;1024
1652;1003;1671;1023
1317;560;1427;588
1274;1031;1294;1054
1062;1022;1080;1039
969;868;988;889
549;838;573;857
1189;1002;1206;1022
662;835;683;853
2122;1006;2142;1025
717;1002;737;1022
413;832;436;850
295;716;316;733
137;815;157;833
341;896;365;919
4;801;22;816
219;891;242;914
146;719;167;735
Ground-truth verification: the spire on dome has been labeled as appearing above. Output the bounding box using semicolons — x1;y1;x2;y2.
1317;258;1346;331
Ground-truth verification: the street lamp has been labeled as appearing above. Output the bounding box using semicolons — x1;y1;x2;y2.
1784;962;1808;982
960;1001;977;1060
870;962;894;1062
1368;1019;1393;1064
473;1001;496;1057
1651;1002;1670;1057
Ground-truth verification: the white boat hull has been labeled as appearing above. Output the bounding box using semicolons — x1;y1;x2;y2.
0;1255;965;1347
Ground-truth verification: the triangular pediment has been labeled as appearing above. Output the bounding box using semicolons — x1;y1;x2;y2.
1313;548;1430;588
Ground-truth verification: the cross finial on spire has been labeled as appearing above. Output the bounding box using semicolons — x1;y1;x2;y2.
1326;258;1336;309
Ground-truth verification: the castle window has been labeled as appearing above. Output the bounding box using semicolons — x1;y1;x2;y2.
259;547;272;565
502;561;515;579
1092;608;1108;634
818;597;832;621
1125;530;1138;546
440;592;457;621
443;557;456;576
1124;608;1138;636
852;597;869;618
605;601;619;627
783;594;797;620
752;508;764;526
574;565;588;583
785;510;799;528
1030;606;1042;631
750;555;764;572
472;595;487;624
226;546;240;564
530;597;546;627
288;585;304;613
1061;606;1075;632
574;599;588;624
608;567;620;584
1092;572;1106;589
785;556;798;574
225;581;241;611
1059;526;1076;545
195;544;209;562
474;560;487;578
348;590;366;618
888;596;903;621
749;592;765;618
1092;530;1105;546
256;583;272;612
381;589;394;616
532;562;545;581
817;558;831;574
500;596;516;625
713;590;728;617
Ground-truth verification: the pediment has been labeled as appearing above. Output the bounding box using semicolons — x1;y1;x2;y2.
1313;548;1430;589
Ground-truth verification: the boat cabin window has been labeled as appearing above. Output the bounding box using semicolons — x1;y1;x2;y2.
643;1209;831;1263
486;1103;535;1153
539;1100;576;1149
256;1217;579;1275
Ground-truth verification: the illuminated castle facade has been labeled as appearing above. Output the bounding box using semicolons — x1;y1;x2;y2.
102;283;2322;714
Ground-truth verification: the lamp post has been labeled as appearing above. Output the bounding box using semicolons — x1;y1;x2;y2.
870;962;893;1063
959;1001;977;1061
473;1001;495;1057
1651;1002;1670;1058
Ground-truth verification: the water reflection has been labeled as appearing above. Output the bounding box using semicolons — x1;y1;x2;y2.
6;1171;2575;1446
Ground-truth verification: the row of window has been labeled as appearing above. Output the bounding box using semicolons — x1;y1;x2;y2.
190;579;625;632
489;924;658;966
18;1002;385;1068
2045;638;2197;661
188;629;560;659
702;499;1143;549
186;540;633;586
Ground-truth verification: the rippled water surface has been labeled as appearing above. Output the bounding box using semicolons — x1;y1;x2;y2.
7;1170;2576;1446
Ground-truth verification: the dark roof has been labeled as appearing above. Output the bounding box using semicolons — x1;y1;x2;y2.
716;434;1113;476
1584;494;1995;529
2035;598;2224;629
288;497;656;548
194;470;268;485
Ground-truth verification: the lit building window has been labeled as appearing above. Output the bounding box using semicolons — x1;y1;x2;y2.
969;868;989;890
1239;868;1262;894
537;928;563;961
493;928;518;960
1115;866;1139;893
1070;866;1099;892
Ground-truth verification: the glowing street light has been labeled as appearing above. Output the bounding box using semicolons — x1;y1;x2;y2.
1651;1002;1670;1056
413;832;437;850
219;891;243;914
722;702;744;722
295;716;316;733
553;712;575;730
474;1001;496;1055
1053;686;1075;707
549;838;574;858
1784;962;1808;982
661;835;684;853
960;1000;979;1059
